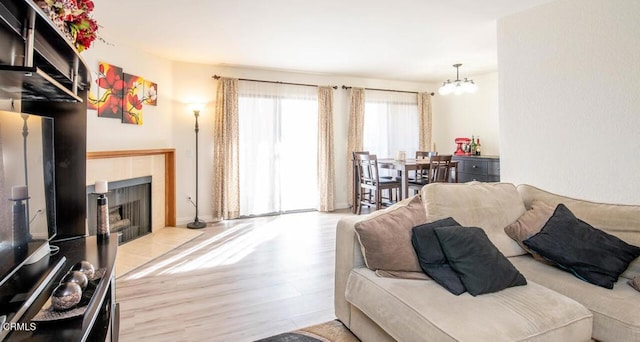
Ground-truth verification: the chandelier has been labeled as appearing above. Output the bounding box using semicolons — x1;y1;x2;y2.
438;64;478;95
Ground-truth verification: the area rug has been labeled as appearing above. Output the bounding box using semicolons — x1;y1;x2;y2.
115;227;203;278
255;320;359;342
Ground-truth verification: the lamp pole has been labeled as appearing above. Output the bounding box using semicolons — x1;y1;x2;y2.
187;109;206;229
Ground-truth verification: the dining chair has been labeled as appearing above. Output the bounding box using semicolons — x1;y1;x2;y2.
415;151;438;159
354;154;401;214
408;154;452;195
411;151;438;182
429;155;453;183
353;151;394;179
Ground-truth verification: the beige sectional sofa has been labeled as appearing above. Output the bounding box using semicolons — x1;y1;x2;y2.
335;182;640;341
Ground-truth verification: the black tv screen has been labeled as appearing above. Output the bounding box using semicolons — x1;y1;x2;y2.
0;110;56;287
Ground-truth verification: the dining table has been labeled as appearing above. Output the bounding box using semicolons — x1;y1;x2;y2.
376;158;459;201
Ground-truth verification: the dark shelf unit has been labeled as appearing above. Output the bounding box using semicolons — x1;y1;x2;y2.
2;237;119;342
0;65;82;102
0;0;91;239
0;1;117;340
0;0;90;103
452;155;501;183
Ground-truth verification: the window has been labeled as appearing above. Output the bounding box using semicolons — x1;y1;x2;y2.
363;90;419;158
238;82;318;216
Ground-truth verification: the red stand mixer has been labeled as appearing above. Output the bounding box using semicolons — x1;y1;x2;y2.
454;137;471;155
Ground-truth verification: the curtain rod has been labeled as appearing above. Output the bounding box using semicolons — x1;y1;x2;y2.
212;75;337;89
341;85;434;96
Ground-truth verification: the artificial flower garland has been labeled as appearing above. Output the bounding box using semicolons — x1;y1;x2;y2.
36;0;98;52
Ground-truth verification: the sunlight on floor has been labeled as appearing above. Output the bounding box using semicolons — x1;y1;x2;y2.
121;212;330;280
163;220;287;274
115;227;202;278
122;219;281;278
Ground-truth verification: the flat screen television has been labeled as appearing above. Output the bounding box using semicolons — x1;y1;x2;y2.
0;110;56;287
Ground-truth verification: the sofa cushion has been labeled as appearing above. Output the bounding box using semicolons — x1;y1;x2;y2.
411;217;465;295
375;270;431;280
511;255;640;342
518;184;640;281
354;195;426;274
524;204;640;289
345;268;592;342
630;276;640;293
435;226;527;296
517;184;640;252
504;200;555;262
421;182;527;257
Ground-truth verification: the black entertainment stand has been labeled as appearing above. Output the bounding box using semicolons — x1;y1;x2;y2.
1;237;118;341
0;0;118;338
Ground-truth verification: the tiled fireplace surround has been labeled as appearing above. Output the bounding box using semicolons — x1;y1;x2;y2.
86;149;176;234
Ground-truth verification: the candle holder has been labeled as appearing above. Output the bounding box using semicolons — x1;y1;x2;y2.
95;193;110;242
10;195;30;248
94;180;110;242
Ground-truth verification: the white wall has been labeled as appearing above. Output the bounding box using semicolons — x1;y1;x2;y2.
171;63;442;223
81;44;500;224
498;0;640;204
432;72;499;155
82;41;174;151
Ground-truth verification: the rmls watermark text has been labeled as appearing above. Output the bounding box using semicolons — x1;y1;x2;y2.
1;322;37;332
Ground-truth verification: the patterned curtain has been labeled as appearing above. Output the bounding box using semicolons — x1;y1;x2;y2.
346;88;365;208
418;92;433;151
212;78;240;220
317;86;335;212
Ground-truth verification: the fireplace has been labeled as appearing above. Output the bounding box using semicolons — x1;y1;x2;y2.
87;176;152;244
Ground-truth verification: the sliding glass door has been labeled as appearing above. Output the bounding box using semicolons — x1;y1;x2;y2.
238;82;318;216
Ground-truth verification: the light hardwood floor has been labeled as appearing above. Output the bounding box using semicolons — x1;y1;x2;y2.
115;228;204;278
116;210;354;342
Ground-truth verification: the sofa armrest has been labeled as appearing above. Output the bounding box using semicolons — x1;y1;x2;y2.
335;197;419;326
335;215;366;327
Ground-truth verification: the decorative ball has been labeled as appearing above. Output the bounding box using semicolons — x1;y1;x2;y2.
52;282;82;311
71;260;95;279
61;270;88;290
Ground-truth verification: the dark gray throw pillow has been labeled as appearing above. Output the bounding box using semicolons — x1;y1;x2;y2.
523;204;640;289
434;226;527;296
412;218;466;295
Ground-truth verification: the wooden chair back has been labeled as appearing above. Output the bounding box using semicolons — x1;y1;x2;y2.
415;151;438;159
356;153;381;188
414;151;437;180
429;155;452;183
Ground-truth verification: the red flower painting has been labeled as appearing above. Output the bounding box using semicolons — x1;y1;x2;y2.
91;62;124;119
87;62;157;125
122;73;144;125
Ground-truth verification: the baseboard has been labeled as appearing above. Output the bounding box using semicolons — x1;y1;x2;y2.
335;202;350;210
176;215;215;226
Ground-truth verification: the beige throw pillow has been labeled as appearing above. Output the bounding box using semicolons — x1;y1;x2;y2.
504;200;555;261
629;276;640;293
354;196;426;274
422;182;527;257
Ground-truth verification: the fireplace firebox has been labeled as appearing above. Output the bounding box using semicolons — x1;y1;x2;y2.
87;176;152;244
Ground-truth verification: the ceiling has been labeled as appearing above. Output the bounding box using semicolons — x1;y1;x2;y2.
92;0;555;83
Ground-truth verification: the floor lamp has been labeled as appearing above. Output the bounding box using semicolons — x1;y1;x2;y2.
187;108;206;229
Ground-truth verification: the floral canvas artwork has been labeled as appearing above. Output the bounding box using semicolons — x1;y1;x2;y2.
88;61;158;125
122;73;144;125
144;81;158;106
87;80;98;111
94;62;124;119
